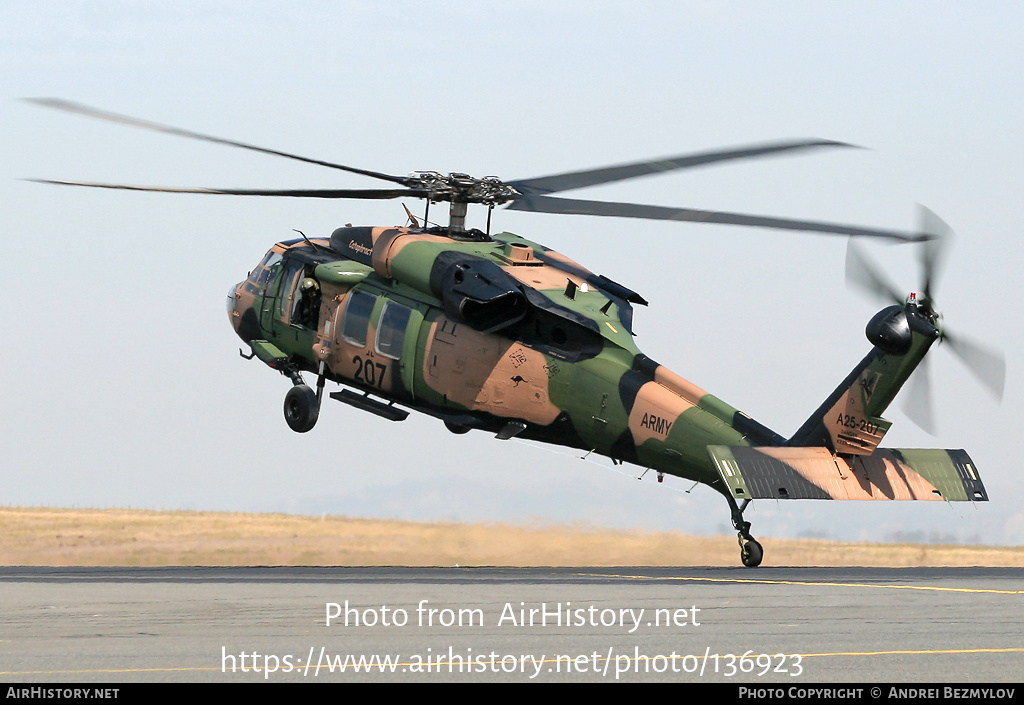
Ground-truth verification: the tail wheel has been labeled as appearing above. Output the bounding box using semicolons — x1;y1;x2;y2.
741;539;763;568
284;384;319;433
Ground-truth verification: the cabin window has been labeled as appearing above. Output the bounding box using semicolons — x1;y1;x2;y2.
375;301;412;359
340;290;376;346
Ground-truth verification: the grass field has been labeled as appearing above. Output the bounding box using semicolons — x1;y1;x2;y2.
1;507;1022;567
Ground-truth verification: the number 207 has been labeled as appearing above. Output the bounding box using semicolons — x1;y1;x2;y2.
353;355;386;388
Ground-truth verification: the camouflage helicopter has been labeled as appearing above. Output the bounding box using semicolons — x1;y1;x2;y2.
29;99;1005;567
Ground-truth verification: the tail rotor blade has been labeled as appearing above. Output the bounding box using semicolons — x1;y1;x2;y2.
845;240;904;305
901;356;937;435
917;205;953;303
943;330;1006;401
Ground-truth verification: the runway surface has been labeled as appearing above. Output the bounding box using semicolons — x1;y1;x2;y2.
0;566;1021;683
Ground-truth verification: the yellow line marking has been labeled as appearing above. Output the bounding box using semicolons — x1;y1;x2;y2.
801;648;1024;658
586;573;1024;595
0;667;220;675
5;648;1024;676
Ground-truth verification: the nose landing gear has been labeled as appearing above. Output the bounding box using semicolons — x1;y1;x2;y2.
284;383;319;433
282;362;326;434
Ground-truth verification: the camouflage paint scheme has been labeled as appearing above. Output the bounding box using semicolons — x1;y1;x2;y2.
227;226;984;529
26;98;981;566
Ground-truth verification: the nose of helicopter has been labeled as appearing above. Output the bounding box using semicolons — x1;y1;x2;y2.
226;282;241;319
226;281;263;344
226;281;249;339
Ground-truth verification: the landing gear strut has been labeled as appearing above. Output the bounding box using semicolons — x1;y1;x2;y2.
728;496;763;567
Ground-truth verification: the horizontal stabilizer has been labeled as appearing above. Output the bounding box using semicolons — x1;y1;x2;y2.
708;446;986;502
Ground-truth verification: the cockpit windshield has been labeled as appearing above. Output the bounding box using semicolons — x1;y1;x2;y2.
243;251;283;295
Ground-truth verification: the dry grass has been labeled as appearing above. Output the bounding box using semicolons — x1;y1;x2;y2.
1;507;1022;567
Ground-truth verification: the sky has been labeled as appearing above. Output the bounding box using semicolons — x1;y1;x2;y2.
2;2;1023;550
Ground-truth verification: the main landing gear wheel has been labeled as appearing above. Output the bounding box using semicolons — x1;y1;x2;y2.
740;538;763;568
284;384;319;433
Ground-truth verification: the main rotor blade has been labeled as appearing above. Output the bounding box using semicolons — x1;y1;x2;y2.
508;194;929;242
508;139;856;196
942;330;1006;401
27;179;427;199
845;240;905;305
25;98;411;187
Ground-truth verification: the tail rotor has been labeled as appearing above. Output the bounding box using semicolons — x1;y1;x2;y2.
844;207;1004;433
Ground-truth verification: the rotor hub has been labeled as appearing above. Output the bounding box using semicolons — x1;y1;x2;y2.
906;291;941;328
403;171;519;206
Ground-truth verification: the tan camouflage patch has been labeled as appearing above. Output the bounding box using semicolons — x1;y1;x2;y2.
372;228;460;280
502;261;588;292
629;381;695;446
423;317;501;406
327;292;399;395
653;366;708;406
824;367;891;455
422;317;560;424
710;446;944;501
313;288;341;363
483;342;561;424
534;248;595;278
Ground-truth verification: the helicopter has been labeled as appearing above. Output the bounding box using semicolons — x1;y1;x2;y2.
27;99;1005;567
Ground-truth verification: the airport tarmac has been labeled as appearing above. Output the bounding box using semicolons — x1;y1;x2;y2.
0;566;1021;683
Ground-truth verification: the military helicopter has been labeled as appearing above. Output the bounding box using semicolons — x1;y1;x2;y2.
28;99;1005;567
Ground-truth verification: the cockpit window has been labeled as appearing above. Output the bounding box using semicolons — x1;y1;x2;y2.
340;290;376;347
245;251;283;295
275;259;305;321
